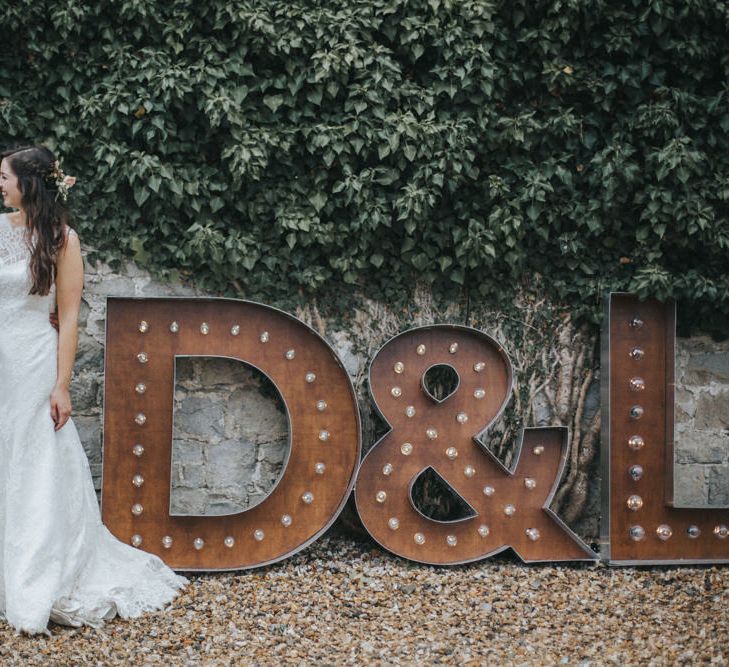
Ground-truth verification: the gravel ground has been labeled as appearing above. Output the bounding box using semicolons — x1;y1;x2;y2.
1;533;727;666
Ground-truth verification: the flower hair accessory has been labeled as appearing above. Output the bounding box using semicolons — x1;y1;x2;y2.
48;159;77;202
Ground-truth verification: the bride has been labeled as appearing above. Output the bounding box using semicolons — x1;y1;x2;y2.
0;145;188;636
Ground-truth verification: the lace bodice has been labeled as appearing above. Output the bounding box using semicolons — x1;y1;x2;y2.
0;213;63;320
0;214;29;267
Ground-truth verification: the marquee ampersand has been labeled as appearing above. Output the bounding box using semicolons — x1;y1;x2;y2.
355;325;595;564
102;297;361;570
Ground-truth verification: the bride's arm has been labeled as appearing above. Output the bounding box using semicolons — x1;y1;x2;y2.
50;230;84;431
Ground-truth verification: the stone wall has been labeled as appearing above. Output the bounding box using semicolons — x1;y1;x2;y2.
72;251;729;541
674;337;729;506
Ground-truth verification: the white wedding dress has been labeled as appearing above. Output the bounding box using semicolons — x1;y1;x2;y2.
0;213;188;635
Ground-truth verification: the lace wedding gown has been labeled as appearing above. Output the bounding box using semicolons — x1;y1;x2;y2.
0;213;188;635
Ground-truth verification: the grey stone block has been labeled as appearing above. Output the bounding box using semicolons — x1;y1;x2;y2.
75;334;104;370
675;388;696;421
694;390;729;429
173;395;226;439
70;372;100;412
174;463;205;488
205;438;257;488
708;466;729;506
170;440;204;466
684;351;729;385
73;415;102;462
223;387;288;442
169;487;207;515
674;427;728;464
673;464;707;506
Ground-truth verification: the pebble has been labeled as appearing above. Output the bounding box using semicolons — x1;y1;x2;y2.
0;534;727;665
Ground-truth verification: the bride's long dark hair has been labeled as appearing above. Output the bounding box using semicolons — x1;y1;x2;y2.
1;145;72;296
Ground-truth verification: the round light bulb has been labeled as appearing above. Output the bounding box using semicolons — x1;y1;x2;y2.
656;524;672;540
629;525;645;541
628;435;645;450
626;495;643;511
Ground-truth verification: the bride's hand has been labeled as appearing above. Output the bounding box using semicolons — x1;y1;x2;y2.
50;383;72;431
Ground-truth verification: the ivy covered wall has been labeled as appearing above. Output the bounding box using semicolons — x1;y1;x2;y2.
2;0;728;329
